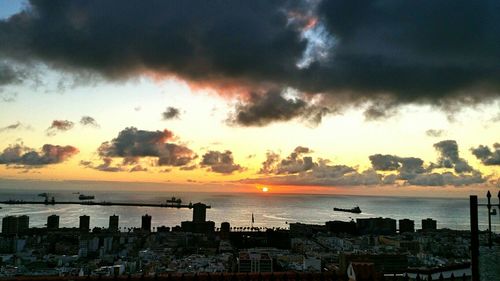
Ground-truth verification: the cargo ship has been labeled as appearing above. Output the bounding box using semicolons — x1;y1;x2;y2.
333;206;362;214
78;194;95;200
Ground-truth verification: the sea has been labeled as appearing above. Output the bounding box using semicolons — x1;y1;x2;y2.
0;187;499;232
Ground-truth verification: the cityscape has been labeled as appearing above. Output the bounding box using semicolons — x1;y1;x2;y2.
1;0;500;281
0;192;499;280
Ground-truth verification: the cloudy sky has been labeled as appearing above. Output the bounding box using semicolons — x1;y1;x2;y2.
0;0;499;196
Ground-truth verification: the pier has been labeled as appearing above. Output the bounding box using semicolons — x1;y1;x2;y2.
0;200;210;209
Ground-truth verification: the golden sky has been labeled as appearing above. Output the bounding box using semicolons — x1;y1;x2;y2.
0;0;499;196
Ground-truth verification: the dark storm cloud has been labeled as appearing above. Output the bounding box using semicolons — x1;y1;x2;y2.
200;150;244;174
231;90;329;126
162;107;181;120
80;116;99;127
98;127;196;167
433;140;474;173
426;129;445;138
46;120;74;136
1;0;499;126
471;143;500;165
0;0;304;84
315;0;500;101
0;143;79;167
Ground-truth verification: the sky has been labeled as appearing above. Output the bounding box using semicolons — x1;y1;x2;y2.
0;0;499;196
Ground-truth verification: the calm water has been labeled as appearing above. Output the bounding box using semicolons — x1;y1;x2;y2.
0;187;498;232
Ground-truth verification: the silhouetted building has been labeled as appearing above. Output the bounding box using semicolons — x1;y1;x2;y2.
17;215;29;234
47;215;60;229
109;215;119;231
181;220;215;233
221;222;230;233
220;222;230;239
357;217;397;235
326;220;357;235
141;214;152;232
192;203;207;223
422;218;437;231
238;251;273;273
80;215;90;231
399;219;415;233
181;203;215;233
2;216;19;235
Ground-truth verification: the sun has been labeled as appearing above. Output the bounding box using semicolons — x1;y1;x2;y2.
262;186;269;193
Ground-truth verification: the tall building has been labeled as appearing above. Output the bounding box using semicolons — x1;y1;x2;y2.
422;218;437;232
192;203;207;223
80;215;90;231
399;219;415;233
141;214;152;232
109;215;119;231
2;216;19;235
17;215;29;234
221;222;230;233
220;222;231;239
47;215;60;229
181;203;215;233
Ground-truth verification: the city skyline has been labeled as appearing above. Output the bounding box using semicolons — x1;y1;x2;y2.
0;0;499;196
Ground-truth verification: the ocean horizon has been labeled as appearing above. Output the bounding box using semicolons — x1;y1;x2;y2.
1;183;498;233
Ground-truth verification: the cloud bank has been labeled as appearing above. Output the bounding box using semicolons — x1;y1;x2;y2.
244;141;487;187
0;143;79;167
97;127;196;168
200;150;244;174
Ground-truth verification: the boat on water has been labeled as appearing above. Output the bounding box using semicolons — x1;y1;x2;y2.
38;192;48;197
334;206;362;214
166;197;182;204
79;194;95;200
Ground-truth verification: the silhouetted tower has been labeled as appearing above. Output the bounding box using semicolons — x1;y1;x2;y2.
221;222;230;233
47;215;60;229
193;203;207;223
141;214;152;232
2;216;18;235
220;222;231;239
399;219;415;233
79;215;90;231
109;215;119;231
421;218;437;231
17;215;29;234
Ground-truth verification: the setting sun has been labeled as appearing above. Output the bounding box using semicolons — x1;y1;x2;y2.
262;187;269;192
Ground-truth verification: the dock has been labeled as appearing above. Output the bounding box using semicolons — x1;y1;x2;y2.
0;200;210;209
